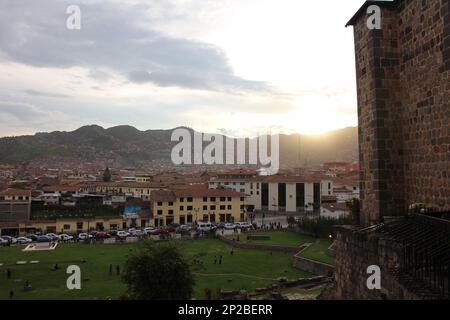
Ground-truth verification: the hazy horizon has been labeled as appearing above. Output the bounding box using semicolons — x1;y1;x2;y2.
0;0;366;138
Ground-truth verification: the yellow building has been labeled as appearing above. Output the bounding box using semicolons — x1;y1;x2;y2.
151;188;246;226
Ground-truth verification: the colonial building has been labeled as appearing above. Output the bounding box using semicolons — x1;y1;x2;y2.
151;188;245;226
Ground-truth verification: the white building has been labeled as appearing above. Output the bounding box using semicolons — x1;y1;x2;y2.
208;173;333;213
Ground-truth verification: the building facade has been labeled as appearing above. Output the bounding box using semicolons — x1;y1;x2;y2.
151;188;245;226
208;173;333;213
0;188;32;223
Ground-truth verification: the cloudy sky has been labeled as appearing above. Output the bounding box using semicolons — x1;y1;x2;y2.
0;0;365;138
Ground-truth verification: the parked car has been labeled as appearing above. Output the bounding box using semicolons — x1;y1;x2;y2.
117;231;130;238
197;222;216;232
0;237;9;246
148;228;166;236
58;234;74;242
128;228;137;235
77;233;93;240
144;227;156;235
27;234;39;242
108;230;118;237
224;223;236;230
95;232;109;239
235;221;254;231
16;237;33;244
163;226;176;233
216;222;226;229
46;233;58;241
37;235;51;242
133;230;146;237
0;236;17;244
178;224;193;232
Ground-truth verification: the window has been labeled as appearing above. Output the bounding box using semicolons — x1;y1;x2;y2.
63;224;70;230
203;197;207;202
210;197;216;202
250;183;253;189
168;210;174;215
220;197;226;202
187;197;193;202
180;197;184;202
157;210;163;215
240;189;245;193
76;222;83;229
227;197;232;201
228;205;232;210
187;206;193;211
180;206;184;211
220;205;226;210
210;205;216;210
168;202;173;206
203;205;208;210
240;182;245;186
157;202;163;206
240;197;245;201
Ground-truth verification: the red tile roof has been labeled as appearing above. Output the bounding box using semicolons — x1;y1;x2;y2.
0;188;32;196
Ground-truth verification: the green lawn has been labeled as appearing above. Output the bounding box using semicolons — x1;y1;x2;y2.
298;239;335;266
0;239;312;300
230;231;316;247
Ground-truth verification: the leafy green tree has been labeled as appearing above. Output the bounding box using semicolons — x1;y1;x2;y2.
102;167;112;182
122;241;195;300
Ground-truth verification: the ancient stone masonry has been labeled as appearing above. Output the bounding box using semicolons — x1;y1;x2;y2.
349;0;450;225
327;0;450;300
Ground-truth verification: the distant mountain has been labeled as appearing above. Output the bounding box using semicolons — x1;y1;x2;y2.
0;125;358;168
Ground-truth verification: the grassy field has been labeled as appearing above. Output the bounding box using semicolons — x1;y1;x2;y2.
230;231;316;247
0;239;312;300
298;239;335;266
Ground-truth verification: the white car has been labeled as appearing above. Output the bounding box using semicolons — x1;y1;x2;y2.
0;237;10;245
46;233;59;241
58;234;74;241
117;231;130;238
78;233;93;240
128;228;137;234
197;222;216;232
224;223;236;230
16;237;33;244
235;222;254;230
1;236;17;244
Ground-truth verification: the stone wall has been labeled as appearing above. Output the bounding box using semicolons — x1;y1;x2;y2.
352;0;450;224
292;254;334;276
330;225;420;300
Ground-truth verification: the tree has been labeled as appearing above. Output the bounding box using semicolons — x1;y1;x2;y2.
9;182;27;190
102;167;111;182
122;241;195;300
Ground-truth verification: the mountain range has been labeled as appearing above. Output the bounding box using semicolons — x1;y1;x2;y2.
0;125;358;168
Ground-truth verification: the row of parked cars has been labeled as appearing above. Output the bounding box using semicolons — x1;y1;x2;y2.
0;221;255;246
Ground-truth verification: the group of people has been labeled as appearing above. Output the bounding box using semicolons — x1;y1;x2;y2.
213;255;223;264
258;222;282;231
109;264;121;276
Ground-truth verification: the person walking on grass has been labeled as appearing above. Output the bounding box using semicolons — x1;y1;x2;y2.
9;290;14;300
219;255;223;265
6;268;11;279
109;264;113;275
116;264;120;275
